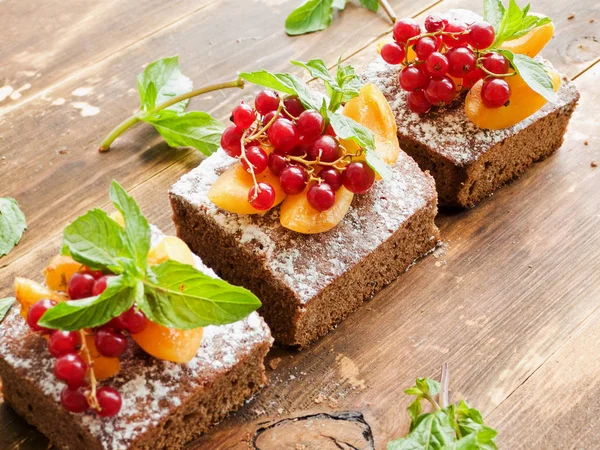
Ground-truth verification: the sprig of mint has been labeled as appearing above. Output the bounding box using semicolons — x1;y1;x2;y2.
0;197;27;258
99;56;243;154
285;0;393;36
483;0;557;103
240;59;391;179
388;365;498;450
40;181;261;331
0;297;15;324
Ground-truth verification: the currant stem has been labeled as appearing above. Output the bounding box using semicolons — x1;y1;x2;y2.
98;78;245;152
378;0;397;24
79;330;100;411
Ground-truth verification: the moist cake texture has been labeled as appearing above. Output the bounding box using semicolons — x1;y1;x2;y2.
362;57;580;208
0;228;272;450
170;149;439;348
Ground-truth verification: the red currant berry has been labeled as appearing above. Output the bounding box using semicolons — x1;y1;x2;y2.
381;42;406;65
393;18;421;43
481;78;511;108
96;386;122;417
241;146;269;174
255;90;279;115
81;269;104;280
425;52;449;78
447;47;476;78
462;68;485;89
297;110;325;141
48;331;80;358
424;76;456;106
342;162;376;194
283;95;305;118
95;329;127;358
61;385;89;413
262;111;277;126
442;20;469;48
54;353;87;387
399;65;429;91
268;152;288;176
309;135;340;162
482;52;510;75
414;37;438;60
232;102;255;129
248;183;276;210
68;273;95;300
267;118;299;153
27;299;57;333
319;168;342;191
424;14;445;32
307;183;336;212
407;90;432;114
92;276;109;296
110;306;148;334
468;21;495;50
220;125;244;158
280;166;308;195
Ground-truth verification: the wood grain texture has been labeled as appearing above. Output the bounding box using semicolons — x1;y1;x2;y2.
1;0;599;449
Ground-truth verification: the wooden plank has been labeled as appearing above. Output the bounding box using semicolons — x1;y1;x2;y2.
0;0;437;270
0;0;217;108
487;308;600;449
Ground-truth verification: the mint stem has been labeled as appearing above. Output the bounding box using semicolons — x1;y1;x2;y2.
440;362;450;408
98;78;245;152
378;0;396;23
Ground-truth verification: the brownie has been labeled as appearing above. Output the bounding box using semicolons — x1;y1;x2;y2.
0;228;273;450
362;57;580;208
170;149;439;348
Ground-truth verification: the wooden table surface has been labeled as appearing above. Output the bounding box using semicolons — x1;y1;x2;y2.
1;0;599;448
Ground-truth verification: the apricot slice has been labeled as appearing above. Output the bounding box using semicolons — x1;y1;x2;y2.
341;84;400;166
208;164;286;214
147;236;194;266
499;21;554;57
465;70;561;130
131;321;204;363
280;186;354;234
43;255;83;292
85;334;120;381
15;277;67;318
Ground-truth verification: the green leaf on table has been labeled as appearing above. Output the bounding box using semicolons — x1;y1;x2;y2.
39;276;139;330
109;181;151;274
61;208;131;274
387;410;456;450
145;110;225;156
329;112;392;179
285;0;334;36
497;50;557;102
0;297;15;324
140;260;262;329
0;197;26;258
239;70;324;110
483;0;505;31
137;56;193;114
490;0;553;47
359;0;379;12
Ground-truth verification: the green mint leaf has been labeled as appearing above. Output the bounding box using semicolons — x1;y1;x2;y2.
0;297;15;324
292;59;335;86
140;260;262;329
61;208;132;274
387;410;456;450
239;70;324;110
416;377;441;396
333;0;347;9
491;0;524;47
497;50;558;102
329;112;392;180
39;276;139;330
144;110;225;156
109;181;151;274
359;0;379;12
407;397;423;425
453;427;498;450
335;63;361;103
137;56;193;114
483;0;505;31
0;197;26;257
285;0;334;36
510;15;551;39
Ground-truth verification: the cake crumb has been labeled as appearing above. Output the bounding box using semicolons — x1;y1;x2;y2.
567;12;575;20
591;161;598;168
269;357;282;370
584;140;589;145
590;19;595;23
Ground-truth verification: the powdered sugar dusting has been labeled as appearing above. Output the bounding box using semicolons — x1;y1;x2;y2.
362;57;579;166
171;149;437;303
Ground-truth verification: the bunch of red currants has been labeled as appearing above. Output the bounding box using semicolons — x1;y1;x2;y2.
220;91;377;212
380;15;512;113
26;270;149;417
